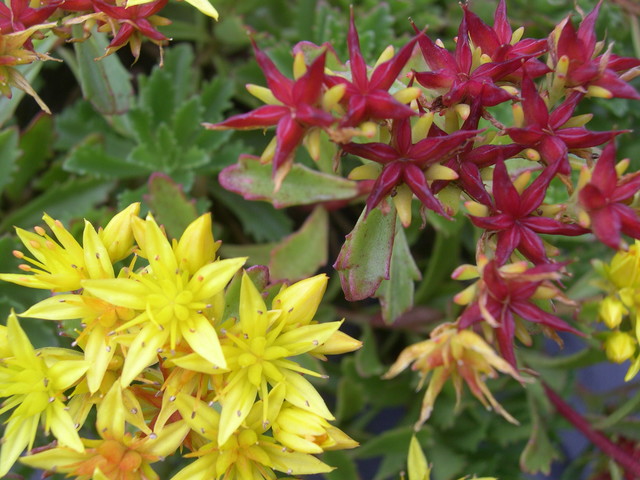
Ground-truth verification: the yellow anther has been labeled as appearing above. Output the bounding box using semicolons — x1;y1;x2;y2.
293;51;307;80
374;45;395;69
246;84;281;105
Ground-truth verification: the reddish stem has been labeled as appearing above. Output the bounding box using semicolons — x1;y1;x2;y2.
542;382;640;479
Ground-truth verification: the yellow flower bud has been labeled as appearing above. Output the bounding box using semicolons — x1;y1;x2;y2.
599;296;627;329
605;331;636;364
312;329;362;356
100;203;140;262
174;213;219;275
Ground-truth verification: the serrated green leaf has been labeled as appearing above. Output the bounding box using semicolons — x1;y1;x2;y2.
0;127;20;195
162;44;197;105
173;97;203;146
145;174;198;239
64;136;151;179
72;26;133;115
201;77;235;122
0;178;114;231
376;221;421;324
127;108;155;148
8;114;53;199
268;206;328;282
218;156;359;208
139;68;175;126
334;202;397;301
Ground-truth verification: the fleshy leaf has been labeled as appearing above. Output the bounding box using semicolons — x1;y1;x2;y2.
219;156;359;208
334;201;397;301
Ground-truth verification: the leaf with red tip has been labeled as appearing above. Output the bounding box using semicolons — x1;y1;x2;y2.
510;300;581;335
555;127;623;149
593;71;640;101
590;142;618;194
557;19;586;62
549;91;583;128
495;226;521;264
415;31;456;72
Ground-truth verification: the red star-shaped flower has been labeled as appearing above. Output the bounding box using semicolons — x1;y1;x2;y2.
206;43;334;184
94;0;170;60
470;159;587;264
458;259;582;367
507;74;625;174
463;0;549;79
413;14;524;108
578;142;640;249
0;0;60;34
324;7;419;128
342;116;479;215
551;1;640;100
432;102;524;205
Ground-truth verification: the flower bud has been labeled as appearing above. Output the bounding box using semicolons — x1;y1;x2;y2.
100;203;140;262
312;330;362;355
175;213;219;275
599;296;627;329
605;331;636;364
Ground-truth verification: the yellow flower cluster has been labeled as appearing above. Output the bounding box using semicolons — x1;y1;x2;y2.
0;204;361;479
596;240;640;381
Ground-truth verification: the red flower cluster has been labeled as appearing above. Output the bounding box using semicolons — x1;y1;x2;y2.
216;0;640;370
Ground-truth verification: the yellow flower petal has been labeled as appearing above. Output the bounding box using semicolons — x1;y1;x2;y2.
218;377;258;445
0;415;39;476
188;257;246;300
180;314;226;368
83;221;114;280
83;278;149;310
120;324;168;387
281;369;333;420
97;383;126;440
47;400;84;452
272;274;328;327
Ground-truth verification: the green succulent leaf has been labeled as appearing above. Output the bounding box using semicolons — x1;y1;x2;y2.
334;201;397;301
